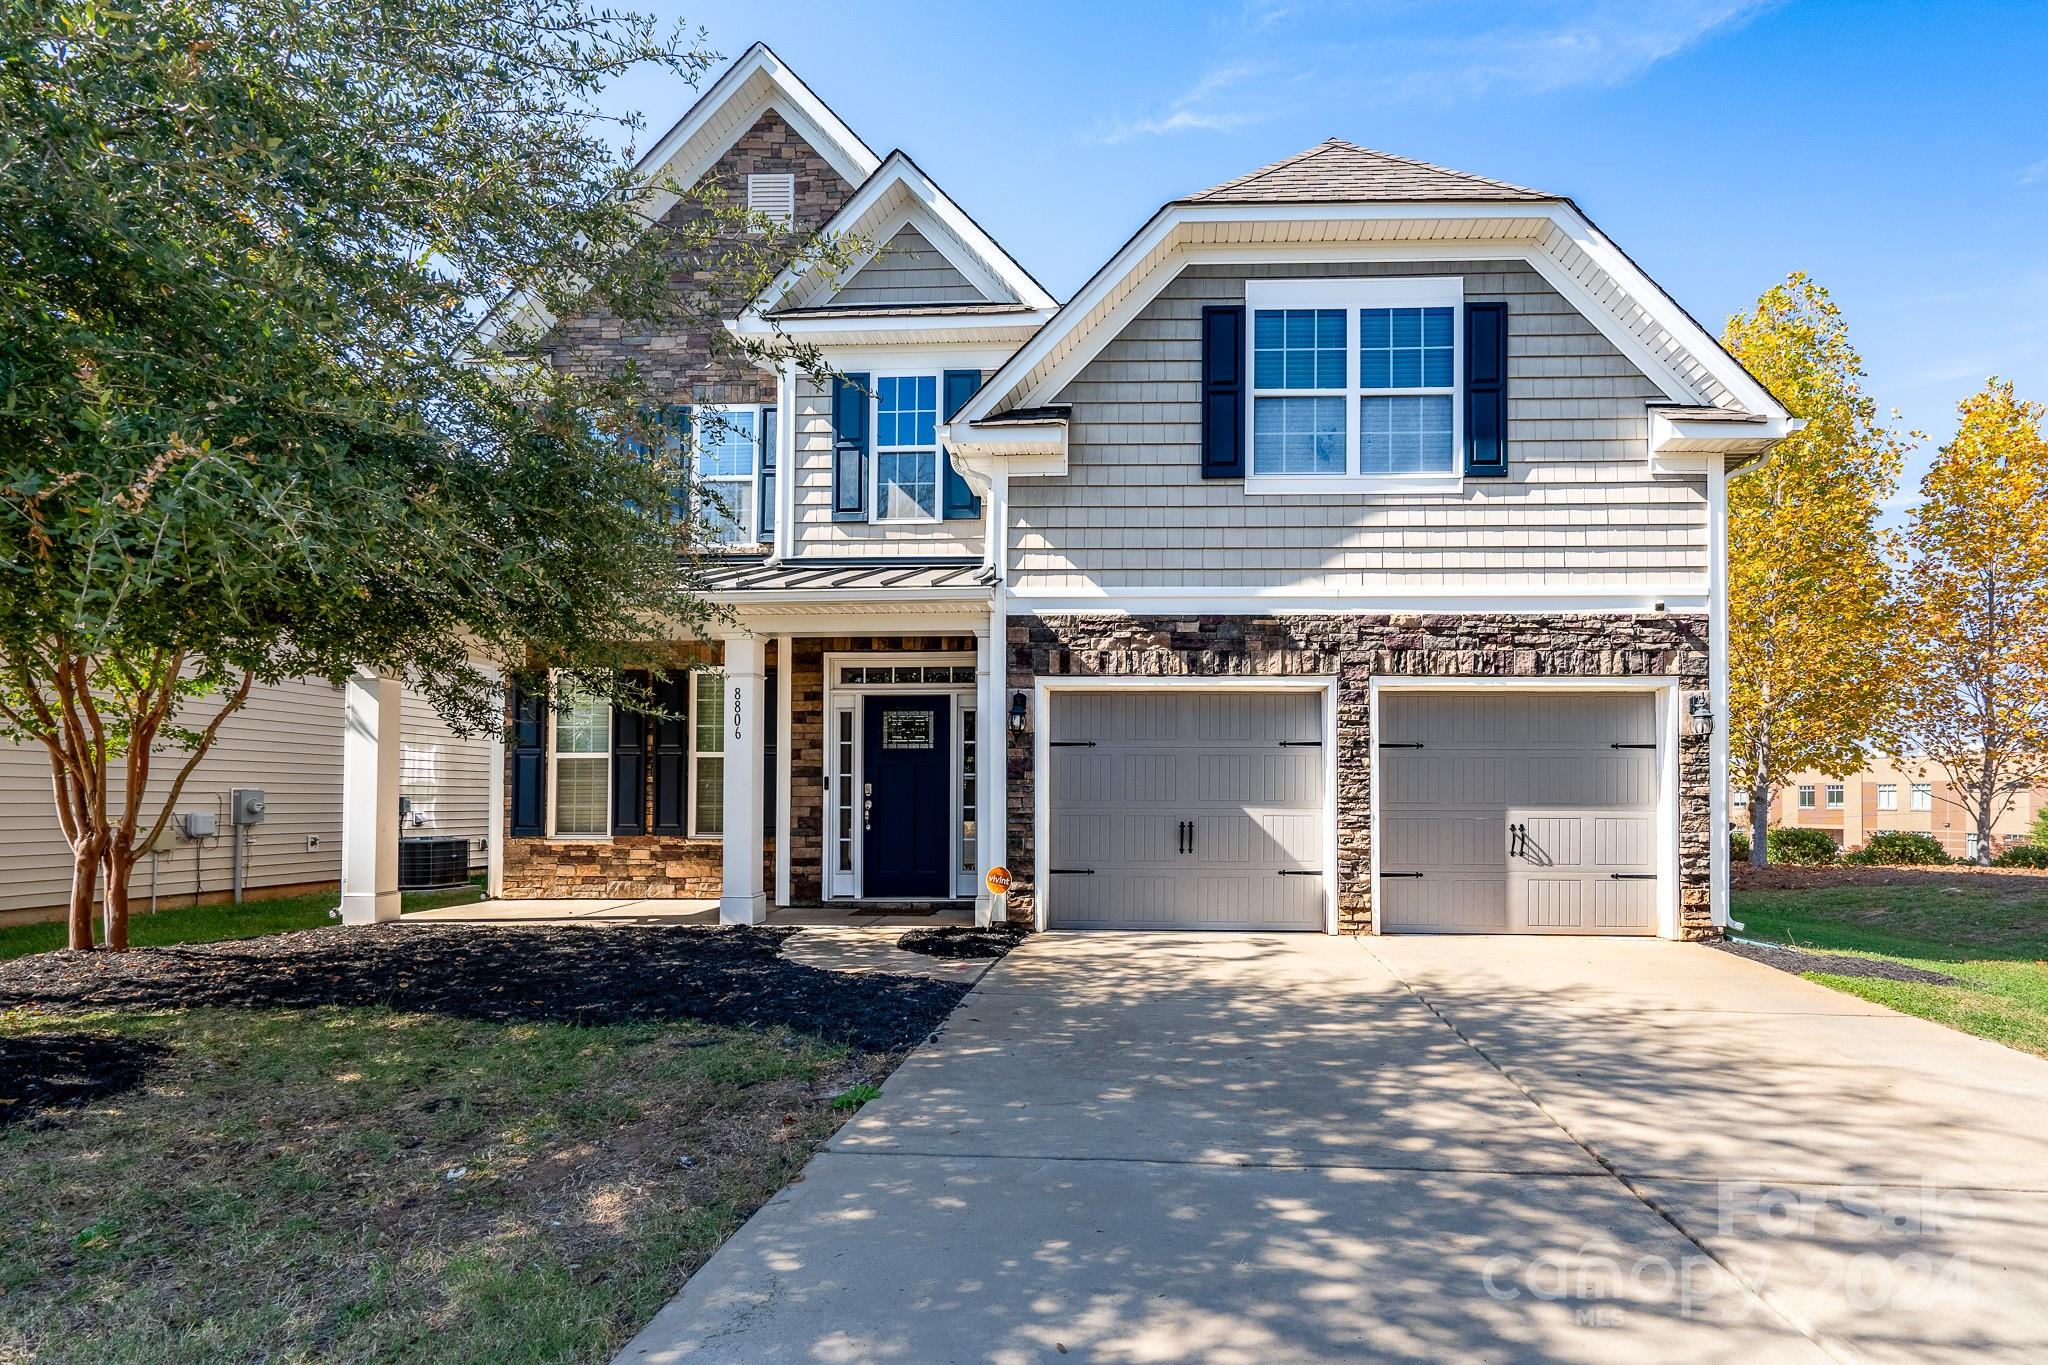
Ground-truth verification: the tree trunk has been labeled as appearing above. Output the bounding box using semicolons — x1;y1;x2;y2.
103;842;134;952
1749;779;1772;866
67;836;104;951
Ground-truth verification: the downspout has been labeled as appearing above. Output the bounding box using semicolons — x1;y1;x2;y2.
987;464;1010;926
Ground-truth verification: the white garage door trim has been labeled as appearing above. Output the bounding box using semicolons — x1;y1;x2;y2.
1367;677;1684;940
1033;675;1341;933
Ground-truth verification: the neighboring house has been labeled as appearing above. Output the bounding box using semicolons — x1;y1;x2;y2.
0;680;489;923
342;43;1794;939
1750;760;2046;859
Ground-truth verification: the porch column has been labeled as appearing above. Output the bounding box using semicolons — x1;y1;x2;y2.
718;632;769;925
340;672;402;925
974;625;995;926
483;663;505;899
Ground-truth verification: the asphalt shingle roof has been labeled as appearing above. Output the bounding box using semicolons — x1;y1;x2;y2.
1183;139;1556;205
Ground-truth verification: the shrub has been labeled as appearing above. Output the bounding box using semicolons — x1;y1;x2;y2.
1765;826;1839;865
1846;831;1949;866
1729;829;1751;861
1994;843;2048;869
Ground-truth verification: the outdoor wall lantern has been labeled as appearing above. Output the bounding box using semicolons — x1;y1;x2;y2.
1688;693;1714;736
1009;691;1028;733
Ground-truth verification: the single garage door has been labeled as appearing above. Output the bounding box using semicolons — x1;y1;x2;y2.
1046;691;1325;930
1378;691;1661;935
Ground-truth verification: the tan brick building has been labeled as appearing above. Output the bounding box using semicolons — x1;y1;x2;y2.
1751;758;2046;859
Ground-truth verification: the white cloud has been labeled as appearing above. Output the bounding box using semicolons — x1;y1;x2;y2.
1090;0;1774;142
2020;156;2048;185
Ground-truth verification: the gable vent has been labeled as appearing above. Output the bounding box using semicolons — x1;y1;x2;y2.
746;172;796;227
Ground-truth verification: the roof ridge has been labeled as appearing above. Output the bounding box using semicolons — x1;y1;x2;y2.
1184;141;1348;202
1181;138;1555;205
1316;138;1545;197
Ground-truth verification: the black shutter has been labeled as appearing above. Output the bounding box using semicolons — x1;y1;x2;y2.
610;672;648;836
940;369;983;519
831;373;869;519
1200;305;1245;479
651;670;688;835
1464;301;1508;478
666;406;692;519
508;677;546;838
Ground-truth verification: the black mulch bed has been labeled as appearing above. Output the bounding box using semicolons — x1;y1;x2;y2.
1;1033;168;1128
0;925;969;1052
1712;938;1960;986
895;924;1032;961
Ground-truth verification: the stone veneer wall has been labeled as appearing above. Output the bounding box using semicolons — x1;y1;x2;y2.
541;108;857;412
787;635;978;903
1005;613;1714;937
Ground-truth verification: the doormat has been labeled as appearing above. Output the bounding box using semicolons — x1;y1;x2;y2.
848;906;943;918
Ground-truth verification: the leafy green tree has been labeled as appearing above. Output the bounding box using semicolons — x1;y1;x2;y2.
1722;275;1911;864
0;1;853;948
1891;381;2048;864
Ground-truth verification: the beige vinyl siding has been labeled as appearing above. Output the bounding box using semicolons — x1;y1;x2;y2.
832;225;990;307
0;679;489;916
791;375;985;558
1009;260;1707;594
399;692;490;865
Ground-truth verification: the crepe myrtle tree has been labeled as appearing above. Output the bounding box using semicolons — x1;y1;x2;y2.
0;0;860;949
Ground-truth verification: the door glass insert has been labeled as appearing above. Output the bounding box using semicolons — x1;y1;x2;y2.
834;709;855;875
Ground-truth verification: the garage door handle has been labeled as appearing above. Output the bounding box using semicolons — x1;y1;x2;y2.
1508;822;1526;857
1177;820;1189;855
1609;873;1657;880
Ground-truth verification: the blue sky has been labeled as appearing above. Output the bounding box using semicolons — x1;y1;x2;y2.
610;1;2047;514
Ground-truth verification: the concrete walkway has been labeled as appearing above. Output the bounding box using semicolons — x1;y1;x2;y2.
616;933;2048;1364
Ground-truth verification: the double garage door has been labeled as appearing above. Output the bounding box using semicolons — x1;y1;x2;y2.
1044;687;1661;935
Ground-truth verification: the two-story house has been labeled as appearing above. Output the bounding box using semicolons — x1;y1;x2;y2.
339;43;1794;939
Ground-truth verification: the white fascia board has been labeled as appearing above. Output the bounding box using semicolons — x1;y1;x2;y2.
746;151;1054;320
954;199;1791;429
730;310;1052;341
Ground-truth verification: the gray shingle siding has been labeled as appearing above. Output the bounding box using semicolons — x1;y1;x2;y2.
1010;259;1705;593
831;226;990;307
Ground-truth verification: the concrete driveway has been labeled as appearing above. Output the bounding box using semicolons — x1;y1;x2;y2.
617;934;2048;1364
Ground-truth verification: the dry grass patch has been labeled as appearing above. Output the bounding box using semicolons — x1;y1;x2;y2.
0;1006;893;1364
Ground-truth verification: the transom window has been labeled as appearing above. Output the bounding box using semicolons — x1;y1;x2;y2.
1246;279;1462;490
551;684;610;837
873;376;939;522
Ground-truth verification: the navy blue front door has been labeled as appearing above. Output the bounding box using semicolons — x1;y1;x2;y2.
863;695;951;899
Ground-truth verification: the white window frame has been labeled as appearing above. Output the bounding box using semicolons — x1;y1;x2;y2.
689;670;725;840
1876;783;1897;811
1825;783;1845;809
869;375;942;525
1910;782;1934;812
689;405;767;547
746;172;795;228
546;677;611;840
1797;784;1816;810
1244;277;1465;497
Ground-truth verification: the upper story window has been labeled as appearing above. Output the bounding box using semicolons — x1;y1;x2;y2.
1796;784;1816;810
1825;783;1845;809
1910;782;1933;811
1245;278;1463;493
678;406;776;547
746;172;795;227
873;376;939;522
551;684;610;837
1876;783;1897;811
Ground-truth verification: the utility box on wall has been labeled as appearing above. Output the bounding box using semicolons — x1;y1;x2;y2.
231;788;267;827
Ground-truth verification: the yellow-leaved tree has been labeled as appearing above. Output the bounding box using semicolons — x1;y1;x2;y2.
1723;275;1910;864
1891;380;2048;863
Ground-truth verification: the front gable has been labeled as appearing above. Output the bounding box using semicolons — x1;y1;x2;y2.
830;224;994;308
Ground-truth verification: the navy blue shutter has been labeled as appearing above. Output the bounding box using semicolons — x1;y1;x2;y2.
610;673;648;836
831;373;869;519
941;369;983;519
665;406;692;519
508;678;546;838
1200;305;1246;479
758;406;777;539
651;670;687;835
1464;302;1508;478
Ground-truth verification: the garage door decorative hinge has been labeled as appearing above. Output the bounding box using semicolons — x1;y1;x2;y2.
1609;873;1657;880
1277;869;1319;877
1378;742;1424;749
1049;740;1096;748
1277;740;1322;747
1381;871;1424;879
1049;867;1096;875
1610;742;1656;750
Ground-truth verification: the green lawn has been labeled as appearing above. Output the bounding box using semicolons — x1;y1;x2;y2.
1733;875;2048;1057
0;1006;860;1364
0;883;484;961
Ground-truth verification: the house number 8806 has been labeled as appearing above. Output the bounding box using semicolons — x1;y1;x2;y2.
730;685;742;741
